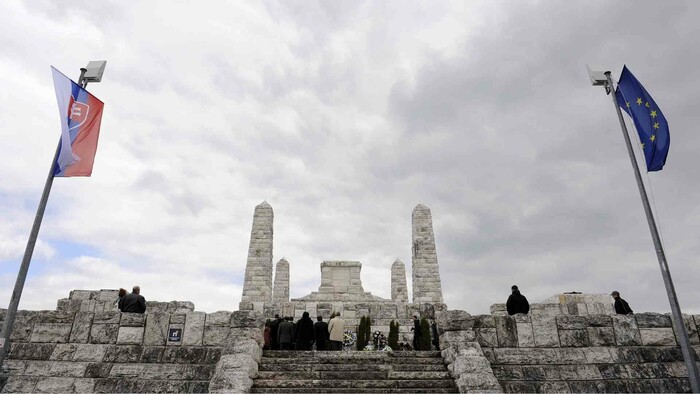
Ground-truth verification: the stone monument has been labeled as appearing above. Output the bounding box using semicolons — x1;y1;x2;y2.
239;201;274;310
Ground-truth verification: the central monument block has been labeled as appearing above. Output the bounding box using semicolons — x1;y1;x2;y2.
318;261;365;295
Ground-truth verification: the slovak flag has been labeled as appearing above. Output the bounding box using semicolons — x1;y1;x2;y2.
51;67;104;177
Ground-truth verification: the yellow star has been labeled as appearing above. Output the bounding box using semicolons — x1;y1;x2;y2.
626;102;631;108
636;97;643;105
650;135;656;142
650;110;657;118
645;102;650;108
653;122;659;129
641;142;645;149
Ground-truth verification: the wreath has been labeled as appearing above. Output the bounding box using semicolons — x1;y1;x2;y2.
373;330;387;350
343;330;357;347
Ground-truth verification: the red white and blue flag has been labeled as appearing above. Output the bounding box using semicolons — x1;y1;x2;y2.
51;67;104;177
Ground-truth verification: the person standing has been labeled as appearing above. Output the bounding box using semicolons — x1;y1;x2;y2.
116;288;127;311
328;312;345;351
506;285;529;315
263;321;272;350
295;312;315;350
314;316;329;351
277;317;295;350
120;286;146;313
430;320;440;351
611;291;634;315
411;316;422;351
269;314;281;350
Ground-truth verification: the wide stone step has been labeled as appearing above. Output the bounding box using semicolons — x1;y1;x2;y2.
259;363;448;372
252;379;457;389
257;370;452;380
260;356;446;365
250;388;457;393
262;350;443;358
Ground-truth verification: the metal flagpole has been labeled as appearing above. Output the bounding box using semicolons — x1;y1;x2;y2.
0;68;89;371
604;71;700;392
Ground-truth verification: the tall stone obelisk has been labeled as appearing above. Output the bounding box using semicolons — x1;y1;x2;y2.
391;259;409;302
240;201;274;310
411;204;444;304
272;258;290;303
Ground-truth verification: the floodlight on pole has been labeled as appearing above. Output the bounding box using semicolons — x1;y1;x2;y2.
0;61;107;372
589;65;700;393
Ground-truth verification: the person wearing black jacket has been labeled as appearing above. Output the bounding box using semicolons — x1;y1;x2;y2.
611;291;633;315
506;285;529;315
314;316;329;351
411;316;422;351
120;286;146;313
269;314;281;350
295;311;315;350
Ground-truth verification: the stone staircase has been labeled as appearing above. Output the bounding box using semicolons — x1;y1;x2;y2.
250;350;458;393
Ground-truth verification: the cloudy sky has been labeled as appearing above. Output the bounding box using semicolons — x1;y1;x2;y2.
2;1;699;316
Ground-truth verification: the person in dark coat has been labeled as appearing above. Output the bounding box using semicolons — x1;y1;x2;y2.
120;286;146;313
116;288;127;311
411;315;422;351
295;312;315;350
269;314;281;350
314;316;329;351
277;317;295;350
430;320;440;351
611;291;633;315
506;285;529;315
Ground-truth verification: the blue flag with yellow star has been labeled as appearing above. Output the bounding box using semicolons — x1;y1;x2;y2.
615;65;670;171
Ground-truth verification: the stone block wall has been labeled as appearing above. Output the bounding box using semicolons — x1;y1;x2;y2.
439;310;700;393
0;293;265;393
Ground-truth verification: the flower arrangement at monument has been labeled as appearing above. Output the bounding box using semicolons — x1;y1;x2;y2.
373;330;387;350
343;330;356;350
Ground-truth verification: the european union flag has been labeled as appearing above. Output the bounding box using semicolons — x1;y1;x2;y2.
615;65;670;171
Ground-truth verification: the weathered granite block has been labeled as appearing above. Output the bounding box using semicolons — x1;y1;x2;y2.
587;327;615;346
436;310;474;333
582;347;614;363
73;378;97;393
162;347;208;364
597;363;630;379
476;328;498;347
72;344;108;362
585;315;612;327
183;311;205;346
36;311;75;324
30;323;72;343
517;323;534;347
555;348;587;364
143;313;169;346
119;313;146;327
538;381;570;393
33;377;75;393
532;317;559;348
495;316;518;347
170;313;186;325
492;365;524;380
89;324;118;344
24;360;53;376
9;343;55;360
230;310;263;328
677;314;700;345
117;326;145;345
0;377;39;393
640;328;677;346
521;365;546;381
49;344;78;361
206;311;232;326
69;312;93;343
49;361;88;377
556;315;587;330
559;329;589;347
204;326;230;346
93;311;120;324
84;363;112;378
141;346;165;363
474;315;496;328
493;348;558;364
103;345;143;363
612;315;642;345
635;312;672;328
